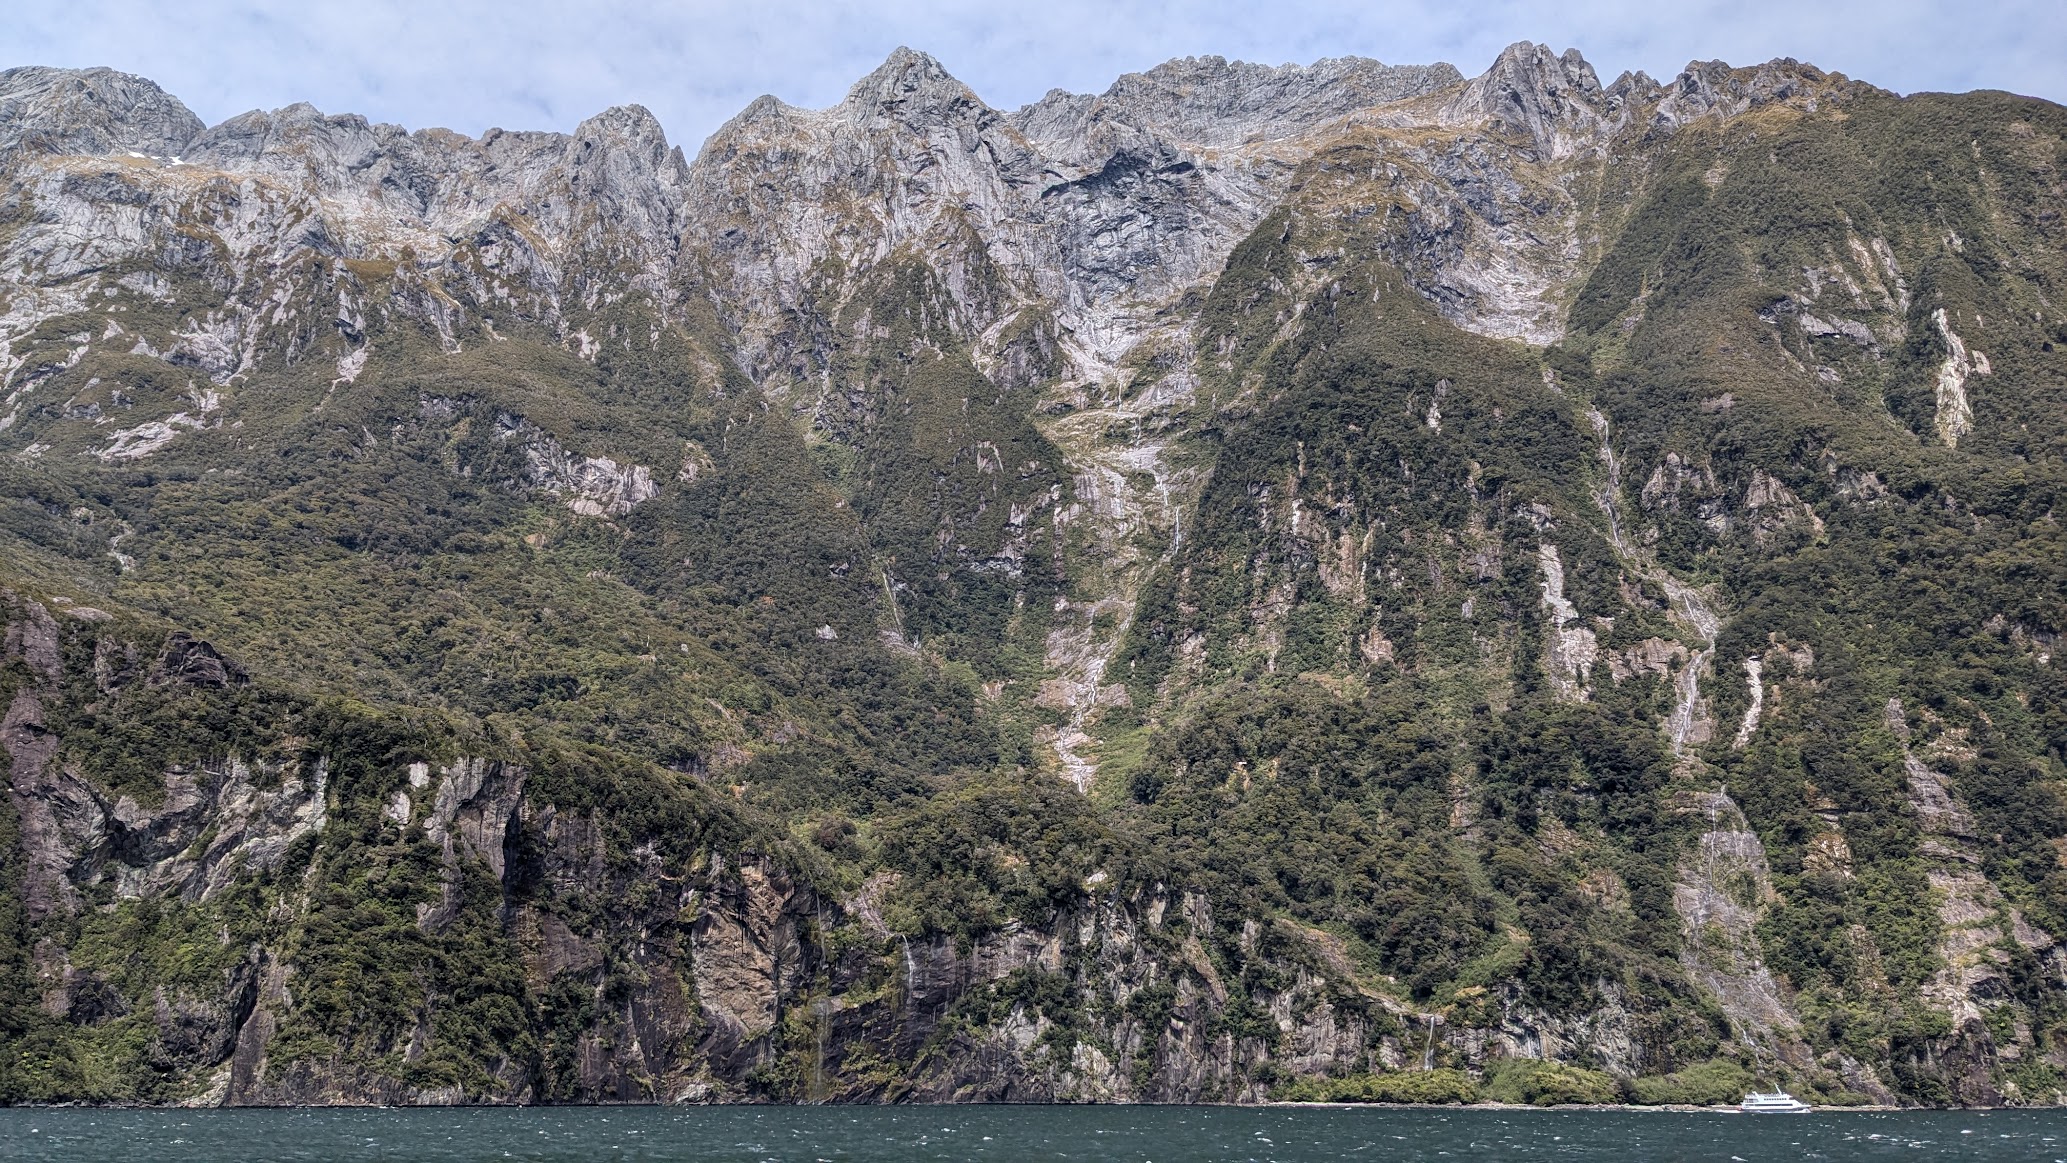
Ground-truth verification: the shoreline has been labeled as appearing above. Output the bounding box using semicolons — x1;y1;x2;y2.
1266;1101;1914;1113
0;1100;1973;1113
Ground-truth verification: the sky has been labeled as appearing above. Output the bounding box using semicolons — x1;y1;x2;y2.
4;0;2062;153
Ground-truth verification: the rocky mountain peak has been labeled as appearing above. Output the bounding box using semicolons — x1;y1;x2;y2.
177;101;503;228
837;46;991;129
1105;54;1464;147
0;65;203;159
1012;53;1463;156
554;103;691;265
1651;57;1837;128
696;94;800;163
570;103;682;176
186;101;408;172
1443;40;1611;157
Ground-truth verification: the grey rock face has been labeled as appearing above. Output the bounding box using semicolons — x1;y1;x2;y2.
682;48;1041;384
179;98;689;286
1012;54;1462;153
2;601;317;916
149;631;250;688
1442;41;1613;160
0;41;1845;408
690;46;1476;394
1651;57;1833;129
496;412;661;517
0;66;203;158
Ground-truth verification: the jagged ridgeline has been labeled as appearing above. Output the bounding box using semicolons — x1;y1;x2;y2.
0;42;2062;1107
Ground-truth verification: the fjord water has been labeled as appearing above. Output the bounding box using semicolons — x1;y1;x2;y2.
1;1106;2060;1162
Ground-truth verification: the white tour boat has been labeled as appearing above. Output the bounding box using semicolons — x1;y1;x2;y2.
1738;1090;1812;1113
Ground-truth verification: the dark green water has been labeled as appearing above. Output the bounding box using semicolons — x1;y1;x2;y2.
0;1105;2060;1162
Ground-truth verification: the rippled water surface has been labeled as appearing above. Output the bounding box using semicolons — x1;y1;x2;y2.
2;1105;2062;1162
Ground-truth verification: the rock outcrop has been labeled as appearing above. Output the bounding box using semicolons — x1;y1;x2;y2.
0;66;203;158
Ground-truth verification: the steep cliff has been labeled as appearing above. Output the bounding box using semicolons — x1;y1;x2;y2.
0;42;2063;1107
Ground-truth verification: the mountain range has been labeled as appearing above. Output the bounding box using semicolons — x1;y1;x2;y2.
1;41;2063;1106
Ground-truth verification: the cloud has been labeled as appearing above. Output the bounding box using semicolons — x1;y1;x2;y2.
3;0;2060;152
